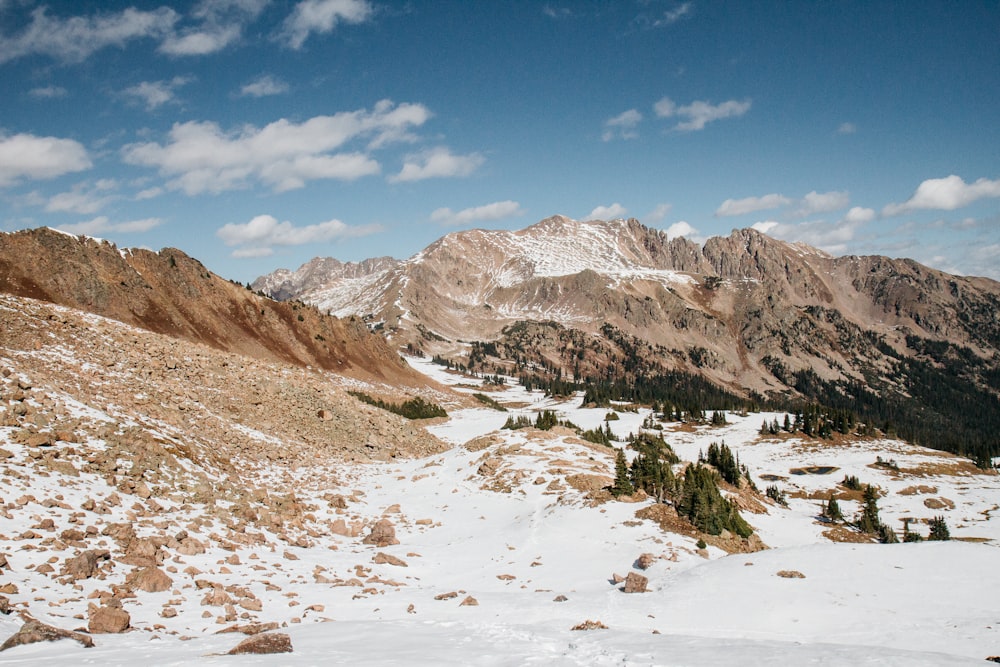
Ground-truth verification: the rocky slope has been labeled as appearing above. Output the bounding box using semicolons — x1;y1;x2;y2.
0;227;429;388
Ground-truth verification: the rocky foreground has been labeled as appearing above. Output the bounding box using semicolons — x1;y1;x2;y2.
1;291;999;664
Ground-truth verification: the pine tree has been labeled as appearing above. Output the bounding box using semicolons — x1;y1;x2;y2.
856;484;881;534
611;449;634;497
928;516;951;541
823;494;843;521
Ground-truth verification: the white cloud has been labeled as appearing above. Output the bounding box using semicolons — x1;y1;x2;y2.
655;96;751;131
240;75;289;98
45;179;118;214
123;77;192;111
665;220;697;240
28;86;68;99
715;193;790;217
653;2;693;27
430;200;524;227
883;175;1000;216
122;100;430;194
796;190;850;216
0;133;92;187
160;0;269;56
279;0;373;50
646;203;673;223
232;246;274;258
0;5;178;64
55;216;162;235
216;214;380;256
588;203;628;220
843;206;875;224
751;221;779;234
134;186;164;201
602;109;642;142
390;147;484;183
838;122;856;135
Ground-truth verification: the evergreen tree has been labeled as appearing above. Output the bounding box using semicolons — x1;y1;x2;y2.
705;441;741;486
611;449;634;497
823;494;843;521
928;516;951;541
902;518;923;542
856;484;881;534
676;464;753;538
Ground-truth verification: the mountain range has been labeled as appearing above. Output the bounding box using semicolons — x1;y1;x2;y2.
255;216;1000;460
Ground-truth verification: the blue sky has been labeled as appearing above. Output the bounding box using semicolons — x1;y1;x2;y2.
1;0;998;283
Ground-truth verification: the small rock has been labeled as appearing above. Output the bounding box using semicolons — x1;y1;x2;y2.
553;595;568;602
227;632;293;655
571;620;608;631
434;592;458;601
636;553;656;570
777;570;806;579
373;552;408;567
459;596;478;606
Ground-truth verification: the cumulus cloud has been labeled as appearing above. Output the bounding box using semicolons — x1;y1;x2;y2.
646;203;673;223
602;109;642;141
655;96;751;131
279;0;373;50
216;213;380;256
796;190;850;216
240;74;289;98
588;203;628;220
160;0;269;56
122;100;430;194
123;77;192;111
715;193;790;217
430;200;524;227
665;220;698;240
45;179;118;214
883;175;1000;216
0;133;92;187
390;147;484;183
55;216;162;236
28;86;68;99
843;206;875;224
0;5;178;64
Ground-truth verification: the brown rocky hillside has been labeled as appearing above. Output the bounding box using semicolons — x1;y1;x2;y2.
0;227;429;388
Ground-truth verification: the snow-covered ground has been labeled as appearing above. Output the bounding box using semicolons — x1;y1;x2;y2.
1;355;998;665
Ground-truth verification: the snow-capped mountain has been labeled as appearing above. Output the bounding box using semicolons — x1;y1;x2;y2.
254;215;1000;395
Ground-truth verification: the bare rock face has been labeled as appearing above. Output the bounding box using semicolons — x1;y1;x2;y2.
125;566;173;593
227;632;293;655
0;619;95;651
362;519;399;547
623;572;648;593
88;603;131;634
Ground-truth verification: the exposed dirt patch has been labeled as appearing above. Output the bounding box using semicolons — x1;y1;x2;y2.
822;526;876;543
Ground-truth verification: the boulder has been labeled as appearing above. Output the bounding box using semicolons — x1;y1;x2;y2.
125;566;173;593
362;519;399;547
227;632;293;655
623;572;648;593
89;605;131;634
636;553;655;570
0;619;94;651
62;549;110;580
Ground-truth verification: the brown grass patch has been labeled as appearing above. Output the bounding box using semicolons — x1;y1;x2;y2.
898;485;938;496
897;460;985;478
822;526;876;543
